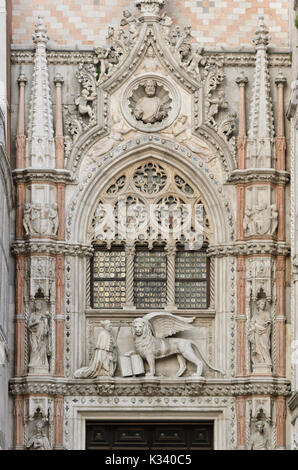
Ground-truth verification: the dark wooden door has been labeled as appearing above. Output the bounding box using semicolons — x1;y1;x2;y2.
86;421;213;450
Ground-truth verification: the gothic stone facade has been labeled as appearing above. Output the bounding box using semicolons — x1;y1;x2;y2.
3;0;298;449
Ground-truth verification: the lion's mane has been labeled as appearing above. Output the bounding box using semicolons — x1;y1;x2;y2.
132;319;155;358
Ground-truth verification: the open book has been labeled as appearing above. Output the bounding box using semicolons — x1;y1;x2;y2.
119;354;145;377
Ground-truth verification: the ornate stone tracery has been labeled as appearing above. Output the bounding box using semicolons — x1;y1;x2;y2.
88;160;212;246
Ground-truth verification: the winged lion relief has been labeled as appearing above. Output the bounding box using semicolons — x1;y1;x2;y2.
125;312;224;378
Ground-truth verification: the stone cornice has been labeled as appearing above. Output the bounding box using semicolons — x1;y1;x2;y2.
227;168;290;185
207;241;290;257
12;168;74;184
10;49;291;68
11;240;94;257
9;376;291;397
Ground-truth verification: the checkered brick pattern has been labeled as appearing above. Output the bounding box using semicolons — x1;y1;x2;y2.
11;0;289;47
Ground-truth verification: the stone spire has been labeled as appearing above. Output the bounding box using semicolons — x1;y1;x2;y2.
247;17;275;168
135;0;165;20
26;17;55;168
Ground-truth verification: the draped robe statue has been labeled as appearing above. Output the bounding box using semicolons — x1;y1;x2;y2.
74;320;117;378
248;298;272;366
28;300;50;374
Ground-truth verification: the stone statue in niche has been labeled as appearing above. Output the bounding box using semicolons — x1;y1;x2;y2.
243;203;278;236
206;91;228;127
248;298;272;369
74;320;117;378
23;203;33;235
26;422;51;450
127;312;224;377
27;300;51;375
250;421;269;450
75;88;96;120
131;79;171;124
186;47;206;81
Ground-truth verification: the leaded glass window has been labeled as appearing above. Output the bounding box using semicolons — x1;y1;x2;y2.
91;246;126;309
134;246;167;309
175;248;209;309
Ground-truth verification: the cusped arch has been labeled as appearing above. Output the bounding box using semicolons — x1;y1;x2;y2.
67;144;234;246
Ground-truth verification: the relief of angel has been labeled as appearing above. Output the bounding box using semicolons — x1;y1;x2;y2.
126;312;224;378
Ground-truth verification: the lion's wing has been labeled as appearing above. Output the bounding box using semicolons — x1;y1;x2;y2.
143;312;195;339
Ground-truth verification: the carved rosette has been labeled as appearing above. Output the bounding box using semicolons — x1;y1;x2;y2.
121;74;181;133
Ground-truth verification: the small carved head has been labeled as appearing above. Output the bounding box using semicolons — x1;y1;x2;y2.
132;318;149;337
256;298;267;310
255;421;265;433
144;80;157;97
100;320;112;331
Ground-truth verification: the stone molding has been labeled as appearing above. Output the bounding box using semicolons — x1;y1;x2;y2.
207;242;290;257
11;50;291;68
11;240;94;257
12;168;74;184
9;377;291;397
227;169;290;185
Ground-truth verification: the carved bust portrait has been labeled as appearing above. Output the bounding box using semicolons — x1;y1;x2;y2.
122;74;180;132
131;79;170;124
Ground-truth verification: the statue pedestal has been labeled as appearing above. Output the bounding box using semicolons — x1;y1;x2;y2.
28;366;49;376
252;364;272;375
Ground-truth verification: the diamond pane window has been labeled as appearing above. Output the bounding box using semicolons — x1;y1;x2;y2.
92;247;126;308
175;249;209;309
134;247;167;309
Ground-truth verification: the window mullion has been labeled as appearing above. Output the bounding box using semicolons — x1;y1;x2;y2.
166;241;177;310
125;241;135;308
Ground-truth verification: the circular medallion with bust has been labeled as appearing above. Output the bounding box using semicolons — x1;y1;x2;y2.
132;79;170;124
122;74;180;132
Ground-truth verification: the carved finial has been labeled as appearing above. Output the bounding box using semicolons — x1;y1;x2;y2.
253;16;270;48
236;71;248;86
275;71;287;86
32;16;49;45
135;0;165;20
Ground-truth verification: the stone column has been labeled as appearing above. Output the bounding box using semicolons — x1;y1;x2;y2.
236;396;246;449
236;185;245;240
54;396;64;449
276;396;286;449
236;71;248;170
57;183;65;240
236;256;246;377
16;72;27;169
54;73;64;170
125;242;135;308
55;256;64;377
276;183;285;242
14;396;24;449
275;72;287;172
166;242;177;310
15;255;25;377
276;255;286;377
16;183;25;240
